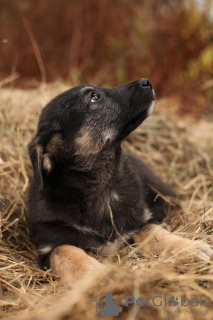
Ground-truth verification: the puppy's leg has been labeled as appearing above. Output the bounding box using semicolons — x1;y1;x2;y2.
50;245;104;283
134;224;213;262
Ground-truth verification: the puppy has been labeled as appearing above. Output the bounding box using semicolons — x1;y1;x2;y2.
27;79;212;283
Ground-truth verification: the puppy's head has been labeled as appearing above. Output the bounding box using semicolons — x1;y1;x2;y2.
29;79;154;190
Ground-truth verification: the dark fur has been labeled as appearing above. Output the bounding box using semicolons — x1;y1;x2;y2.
27;79;175;269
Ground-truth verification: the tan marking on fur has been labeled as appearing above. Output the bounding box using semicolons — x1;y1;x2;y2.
50;245;104;284
38;245;53;255
110;191;119;202
46;134;65;156
72;223;101;236
36;145;43;187
99;230;137;257
75;128;100;155
42;153;52;172
134;224;213;262
79;86;94;93
102;129;115;143
143;207;153;223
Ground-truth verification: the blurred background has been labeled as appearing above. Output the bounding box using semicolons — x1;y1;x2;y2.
1;0;213;116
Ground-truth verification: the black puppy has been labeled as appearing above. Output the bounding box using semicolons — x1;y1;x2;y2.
28;79;212;283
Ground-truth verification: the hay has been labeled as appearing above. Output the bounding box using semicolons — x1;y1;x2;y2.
0;82;212;320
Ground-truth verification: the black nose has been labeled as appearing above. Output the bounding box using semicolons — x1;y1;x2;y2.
141;78;152;88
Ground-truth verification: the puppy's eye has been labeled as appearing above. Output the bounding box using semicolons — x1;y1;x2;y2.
91;92;100;103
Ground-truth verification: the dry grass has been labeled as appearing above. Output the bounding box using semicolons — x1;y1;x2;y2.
0;82;212;320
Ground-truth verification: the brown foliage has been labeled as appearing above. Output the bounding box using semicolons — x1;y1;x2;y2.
0;0;213;114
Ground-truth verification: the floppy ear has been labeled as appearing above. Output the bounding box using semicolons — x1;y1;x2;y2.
28;137;53;191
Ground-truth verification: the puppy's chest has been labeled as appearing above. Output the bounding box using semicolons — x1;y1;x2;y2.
79;191;144;238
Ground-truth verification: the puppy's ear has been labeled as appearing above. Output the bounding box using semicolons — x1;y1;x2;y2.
28;137;54;191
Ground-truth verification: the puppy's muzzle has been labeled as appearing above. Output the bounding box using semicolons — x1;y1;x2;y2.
140;78;155;100
140;78;152;88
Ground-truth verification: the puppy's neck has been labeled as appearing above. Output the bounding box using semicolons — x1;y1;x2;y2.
70;146;121;175
44;147;122;202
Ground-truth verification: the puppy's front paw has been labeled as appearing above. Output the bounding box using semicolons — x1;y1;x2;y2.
50;245;107;285
136;224;212;264
192;241;213;261
162;237;213;263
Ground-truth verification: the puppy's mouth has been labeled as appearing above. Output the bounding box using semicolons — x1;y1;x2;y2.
129;107;150;127
119;107;150;140
148;100;155;116
152;89;155;100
